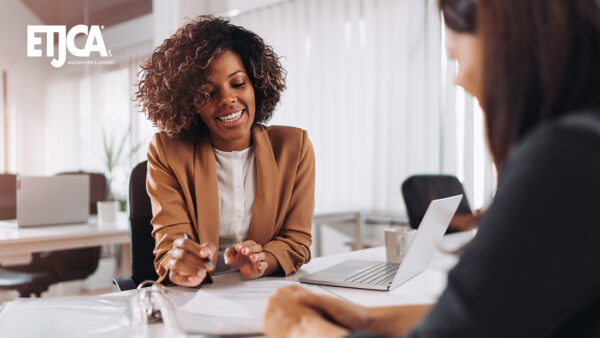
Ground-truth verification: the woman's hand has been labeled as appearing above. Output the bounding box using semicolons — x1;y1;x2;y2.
263;285;349;338
168;237;215;287
266;285;431;337
449;209;484;231
224;240;278;279
283;285;371;331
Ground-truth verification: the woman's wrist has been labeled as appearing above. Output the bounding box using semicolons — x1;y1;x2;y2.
359;307;375;332
361;304;431;336
263;251;280;276
292;315;349;338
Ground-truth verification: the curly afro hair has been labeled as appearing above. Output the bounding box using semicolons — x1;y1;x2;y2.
136;15;286;139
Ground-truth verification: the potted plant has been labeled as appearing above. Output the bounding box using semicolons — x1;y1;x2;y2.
99;125;142;219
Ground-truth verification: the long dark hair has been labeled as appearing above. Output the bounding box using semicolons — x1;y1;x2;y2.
441;0;600;170
440;0;476;33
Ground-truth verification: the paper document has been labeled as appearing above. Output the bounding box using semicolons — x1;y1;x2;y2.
168;273;306;335
180;277;296;318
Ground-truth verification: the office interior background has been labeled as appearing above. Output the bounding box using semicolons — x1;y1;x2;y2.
0;0;496;298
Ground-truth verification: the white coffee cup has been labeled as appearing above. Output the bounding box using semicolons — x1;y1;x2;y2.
384;227;416;263
97;201;119;224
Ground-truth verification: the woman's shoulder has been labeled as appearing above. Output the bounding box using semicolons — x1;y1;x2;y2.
148;132;197;165
496;112;600;209
262;125;307;138
507;112;600;172
255;125;314;163
532;112;600;142
259;125;311;147
150;132;196;150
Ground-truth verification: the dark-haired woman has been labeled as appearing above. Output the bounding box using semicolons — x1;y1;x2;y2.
137;16;314;287
263;0;600;336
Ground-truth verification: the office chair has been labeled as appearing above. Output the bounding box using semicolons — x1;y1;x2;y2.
401;174;473;231
0;267;55;297
41;172;107;282
0;172;107;297
113;161;159;291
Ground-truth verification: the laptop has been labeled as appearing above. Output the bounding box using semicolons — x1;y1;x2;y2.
0;175;90;227
300;195;462;291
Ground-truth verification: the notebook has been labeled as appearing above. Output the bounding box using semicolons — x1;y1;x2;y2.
300;195;462;291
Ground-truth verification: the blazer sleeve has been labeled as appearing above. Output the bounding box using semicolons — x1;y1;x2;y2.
263;130;315;275
146;134;195;283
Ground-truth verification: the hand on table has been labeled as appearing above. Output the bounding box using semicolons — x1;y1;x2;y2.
269;286;433;337
263;285;349;338
270;285;370;331
224;240;275;279
449;209;484;231
168;237;215;287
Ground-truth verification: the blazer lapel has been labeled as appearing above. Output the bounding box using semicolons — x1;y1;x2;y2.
248;127;279;244
194;135;220;264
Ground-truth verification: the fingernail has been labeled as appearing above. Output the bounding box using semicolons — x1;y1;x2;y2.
243;248;249;254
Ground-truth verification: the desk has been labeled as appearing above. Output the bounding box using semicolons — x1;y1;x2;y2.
295;230;472;305
313;211;410;256
127;230;472;336
0;230;475;337
0;212;129;266
297;230;474;307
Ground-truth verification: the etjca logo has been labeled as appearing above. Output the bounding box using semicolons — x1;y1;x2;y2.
27;25;110;68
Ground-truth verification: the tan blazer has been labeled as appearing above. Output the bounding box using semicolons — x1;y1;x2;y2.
147;126;315;283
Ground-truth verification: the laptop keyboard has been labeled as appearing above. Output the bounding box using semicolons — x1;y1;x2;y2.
343;262;400;286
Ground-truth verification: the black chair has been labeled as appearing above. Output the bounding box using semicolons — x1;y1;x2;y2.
0;267;55;297
113;161;159;291
401;174;473;231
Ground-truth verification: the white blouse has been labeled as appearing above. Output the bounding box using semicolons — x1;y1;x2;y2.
213;146;257;272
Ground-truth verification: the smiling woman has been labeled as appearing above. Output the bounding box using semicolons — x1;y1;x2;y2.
136;16;315;287
196;50;256;151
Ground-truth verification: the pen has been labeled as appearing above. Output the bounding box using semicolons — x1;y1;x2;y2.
183;233;214;270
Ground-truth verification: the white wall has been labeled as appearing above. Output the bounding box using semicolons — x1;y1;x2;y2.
0;0;156;175
151;0;289;47
232;0;443;215
96;14;154;65
0;0;47;174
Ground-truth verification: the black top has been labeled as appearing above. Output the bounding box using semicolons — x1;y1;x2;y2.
349;113;600;338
